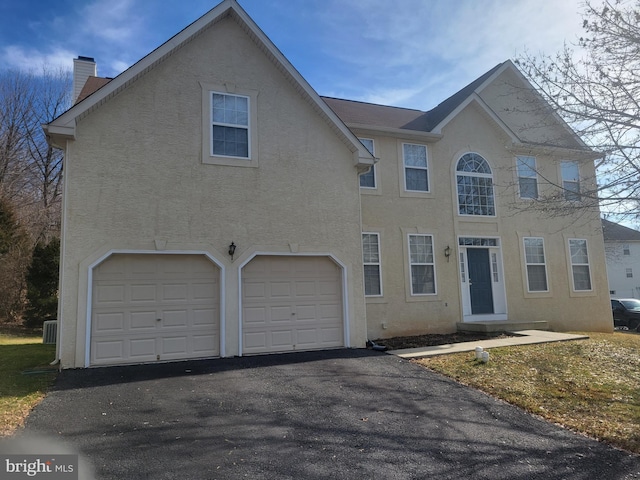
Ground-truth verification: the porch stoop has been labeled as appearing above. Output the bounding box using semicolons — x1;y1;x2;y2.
457;320;550;334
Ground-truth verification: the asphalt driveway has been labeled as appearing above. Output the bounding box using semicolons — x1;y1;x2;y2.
10;349;640;479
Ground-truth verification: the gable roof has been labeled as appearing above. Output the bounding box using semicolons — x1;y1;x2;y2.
602;218;640;242
44;0;373;168
322;63;505;138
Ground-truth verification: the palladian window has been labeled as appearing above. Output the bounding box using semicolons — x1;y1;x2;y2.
456;153;495;216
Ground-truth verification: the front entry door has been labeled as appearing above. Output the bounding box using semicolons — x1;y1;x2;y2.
467;248;494;314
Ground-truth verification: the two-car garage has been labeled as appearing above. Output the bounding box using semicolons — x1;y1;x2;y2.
90;253;345;366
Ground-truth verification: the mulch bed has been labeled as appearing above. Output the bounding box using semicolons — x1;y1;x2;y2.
372;332;513;350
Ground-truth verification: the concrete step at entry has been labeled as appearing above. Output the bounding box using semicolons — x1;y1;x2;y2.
457;320;550;334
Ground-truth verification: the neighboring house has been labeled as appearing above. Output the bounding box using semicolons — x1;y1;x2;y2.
45;0;612;368
602;218;640;299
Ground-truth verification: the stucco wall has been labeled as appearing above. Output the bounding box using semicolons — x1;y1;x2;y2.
360;99;612;340
58;16;367;367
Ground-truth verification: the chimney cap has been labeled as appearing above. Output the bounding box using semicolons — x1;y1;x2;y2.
76;56;95;62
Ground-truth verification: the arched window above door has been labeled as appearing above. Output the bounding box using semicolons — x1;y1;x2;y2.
456;153;495;216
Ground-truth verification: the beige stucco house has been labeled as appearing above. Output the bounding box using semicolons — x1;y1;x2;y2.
45;0;612;368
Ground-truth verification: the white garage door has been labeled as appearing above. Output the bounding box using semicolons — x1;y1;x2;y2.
242;256;344;354
91;254;220;366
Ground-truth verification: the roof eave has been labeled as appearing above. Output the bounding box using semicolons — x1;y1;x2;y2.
42;123;75;149
345;123;443;142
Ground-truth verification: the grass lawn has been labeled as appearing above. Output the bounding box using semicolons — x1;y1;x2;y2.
415;332;640;454
0;333;57;436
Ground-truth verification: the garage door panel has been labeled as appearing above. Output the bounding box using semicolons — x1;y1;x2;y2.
93;340;124;362
318;280;340;296
193;308;217;326
95;284;126;305
161;336;187;355
294;281;317;297
244;282;266;300
162;283;189;301
270;282;292;298
244;332;267;350
162;310;188;328
270;330;294;348
192;335;218;354
129;337;156;356
94;312;125;333
270;306;293;322
192;282;217;300
242;256;343;355
130;284;157;303
92;254;220;366
244;306;267;324
129;311;158;330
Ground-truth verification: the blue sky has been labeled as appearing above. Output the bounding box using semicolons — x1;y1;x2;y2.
0;0;586;110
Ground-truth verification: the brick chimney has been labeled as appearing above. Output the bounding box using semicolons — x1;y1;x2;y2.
73;56;97;103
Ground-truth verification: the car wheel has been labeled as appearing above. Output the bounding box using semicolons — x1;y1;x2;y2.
631;319;640;331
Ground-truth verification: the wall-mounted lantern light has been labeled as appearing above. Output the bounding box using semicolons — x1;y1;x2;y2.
228;242;236;259
444;245;451;262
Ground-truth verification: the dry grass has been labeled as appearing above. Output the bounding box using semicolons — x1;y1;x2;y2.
414;332;640;454
0;333;57;436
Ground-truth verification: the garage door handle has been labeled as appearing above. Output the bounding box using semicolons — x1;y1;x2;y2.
156;318;162;322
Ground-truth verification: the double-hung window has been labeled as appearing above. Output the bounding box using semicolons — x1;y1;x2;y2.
524;237;548;292
211;92;249;158
403;144;429;192
408;234;436;295
569;239;592;291
362;233;382;296
517;156;538;199
561;161;580;201
359;138;376;188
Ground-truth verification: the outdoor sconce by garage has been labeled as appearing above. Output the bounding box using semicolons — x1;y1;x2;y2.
444;245;451;262
228;242;236;259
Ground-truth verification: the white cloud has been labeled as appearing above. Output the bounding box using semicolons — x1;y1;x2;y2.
303;0;587;109
0;45;75;73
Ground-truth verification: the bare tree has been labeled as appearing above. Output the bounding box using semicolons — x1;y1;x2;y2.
515;0;640;224
0;65;70;322
0;66;70;242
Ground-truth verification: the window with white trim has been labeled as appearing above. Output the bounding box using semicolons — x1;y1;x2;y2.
362;233;382;296
569;239;592;291
359;138;376;188
408;234;436;295
627;268;633;278
524;237;548;292
561;161;580;201
517;156;538;199
211;92;249;158
456;153;495;216
403;143;429;192
623;244;630;255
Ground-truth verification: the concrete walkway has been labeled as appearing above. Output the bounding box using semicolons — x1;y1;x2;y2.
388;330;589;359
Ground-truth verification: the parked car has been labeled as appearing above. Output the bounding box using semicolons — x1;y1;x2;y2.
611;298;640;331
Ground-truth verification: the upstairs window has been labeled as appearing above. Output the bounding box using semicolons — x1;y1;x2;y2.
359;138;376;188
561;161;580;201
623;244;630;255
403;143;429;192
456;153;495;216
211;92;249;158
517;156;538;199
